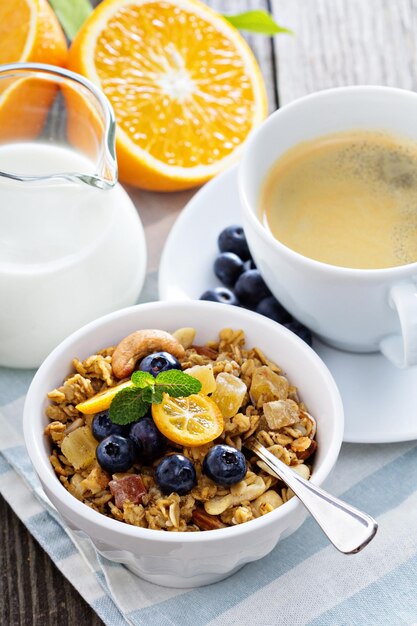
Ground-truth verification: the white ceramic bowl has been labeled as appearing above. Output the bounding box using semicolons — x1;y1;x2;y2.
23;300;344;588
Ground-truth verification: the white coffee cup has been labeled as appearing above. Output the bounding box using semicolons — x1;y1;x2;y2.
239;86;417;368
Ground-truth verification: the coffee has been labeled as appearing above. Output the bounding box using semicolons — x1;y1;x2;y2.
259;130;417;269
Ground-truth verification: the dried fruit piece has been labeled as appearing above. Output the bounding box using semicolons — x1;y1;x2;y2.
61;426;97;469
249;366;289;407
211;373;247;418
263;399;300;430
184;365;216;395
172;327;196;349
109;475;147;509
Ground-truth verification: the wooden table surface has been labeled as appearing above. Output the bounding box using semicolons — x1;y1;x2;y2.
2;0;417;623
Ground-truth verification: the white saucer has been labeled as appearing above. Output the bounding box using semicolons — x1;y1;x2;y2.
159;166;417;444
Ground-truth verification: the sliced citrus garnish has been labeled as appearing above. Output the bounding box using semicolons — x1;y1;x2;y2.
68;0;267;190
76;380;134;415
151;393;224;446
0;0;67;65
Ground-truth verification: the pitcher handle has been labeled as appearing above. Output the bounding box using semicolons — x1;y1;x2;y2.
379;282;417;368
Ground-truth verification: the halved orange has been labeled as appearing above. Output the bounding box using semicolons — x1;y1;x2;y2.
76;380;134;415
152;393;224;446
68;0;267;190
0;0;68;141
0;0;67;65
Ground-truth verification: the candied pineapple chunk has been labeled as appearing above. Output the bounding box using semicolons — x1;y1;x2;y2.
211;373;247;418
61;426;97;470
184;364;216;395
250;366;289;407
263;399;300;430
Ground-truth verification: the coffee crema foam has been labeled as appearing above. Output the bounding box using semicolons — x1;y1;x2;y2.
259;130;417;269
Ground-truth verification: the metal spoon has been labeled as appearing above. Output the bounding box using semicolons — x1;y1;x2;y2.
245;437;378;554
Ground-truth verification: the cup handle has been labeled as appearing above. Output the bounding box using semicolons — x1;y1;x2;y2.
379;282;417;368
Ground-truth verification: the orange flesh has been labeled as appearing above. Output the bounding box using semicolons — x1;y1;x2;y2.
152;394;224;446
94;2;257;167
0;0;32;63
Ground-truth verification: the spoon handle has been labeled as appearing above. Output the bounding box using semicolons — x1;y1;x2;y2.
245;438;378;554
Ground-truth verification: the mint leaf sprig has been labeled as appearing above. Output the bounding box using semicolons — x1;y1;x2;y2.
109;370;202;426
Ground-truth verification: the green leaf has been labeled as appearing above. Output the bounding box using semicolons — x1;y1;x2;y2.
141;386;154;404
108;368;202;424
48;0;93;40
223;10;293;36
109;387;148;425
153;370;202;401
151;387;165;405
131;371;155;389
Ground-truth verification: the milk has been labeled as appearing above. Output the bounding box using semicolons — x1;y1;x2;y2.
0;143;146;367
0;143;113;267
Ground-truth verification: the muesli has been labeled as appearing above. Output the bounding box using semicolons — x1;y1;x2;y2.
45;327;317;531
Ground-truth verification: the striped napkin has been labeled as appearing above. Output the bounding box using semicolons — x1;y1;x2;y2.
2;339;417;623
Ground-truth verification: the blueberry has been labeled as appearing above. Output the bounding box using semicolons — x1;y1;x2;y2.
92;410;127;441
96;434;136;474
218;225;252;261
155;454;197;495
256;296;293;324
129;416;166;463
139;351;181;378
202;444;247;487
199;287;240;306
284;320;313;346
214;252;245;287
234;270;272;309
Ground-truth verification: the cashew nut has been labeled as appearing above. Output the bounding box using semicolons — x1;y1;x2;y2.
112;329;186;379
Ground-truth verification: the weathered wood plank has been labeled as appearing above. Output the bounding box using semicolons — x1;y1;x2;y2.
0;497;104;626
272;0;417;104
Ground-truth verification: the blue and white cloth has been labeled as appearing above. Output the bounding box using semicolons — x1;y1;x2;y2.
1;279;417;625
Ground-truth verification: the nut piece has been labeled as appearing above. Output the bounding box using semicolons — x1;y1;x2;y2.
192;345;218;359
290;436;313;453
251;490;284;517
192;507;226;530
296;438;318;461
204;475;267;515
112;329;186;379
173;327;196;349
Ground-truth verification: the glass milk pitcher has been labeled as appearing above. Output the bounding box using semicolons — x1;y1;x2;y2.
0;64;146;368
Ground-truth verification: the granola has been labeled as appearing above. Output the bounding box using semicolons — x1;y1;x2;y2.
45;328;317;531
